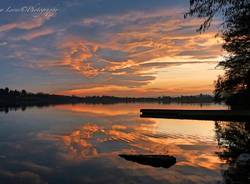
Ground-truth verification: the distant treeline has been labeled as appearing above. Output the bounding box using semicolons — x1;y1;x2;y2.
0;88;215;111
81;95;214;104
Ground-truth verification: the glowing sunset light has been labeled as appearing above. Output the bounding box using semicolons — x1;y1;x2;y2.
0;1;224;96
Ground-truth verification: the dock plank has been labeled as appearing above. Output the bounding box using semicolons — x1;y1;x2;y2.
140;109;250;121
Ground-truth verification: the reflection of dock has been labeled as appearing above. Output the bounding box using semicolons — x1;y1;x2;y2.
140;109;250;121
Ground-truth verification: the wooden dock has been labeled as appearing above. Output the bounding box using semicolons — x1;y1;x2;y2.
140;109;250;122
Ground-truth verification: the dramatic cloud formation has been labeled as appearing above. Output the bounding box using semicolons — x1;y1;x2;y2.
0;0;223;96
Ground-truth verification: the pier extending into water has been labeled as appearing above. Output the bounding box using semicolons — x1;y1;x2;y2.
140;109;250;122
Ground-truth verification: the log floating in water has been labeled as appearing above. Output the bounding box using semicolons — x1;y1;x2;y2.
119;154;176;168
140;109;250;121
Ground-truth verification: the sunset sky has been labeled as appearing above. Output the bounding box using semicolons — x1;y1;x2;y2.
0;0;224;97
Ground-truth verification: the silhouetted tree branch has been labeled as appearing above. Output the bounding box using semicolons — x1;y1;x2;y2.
186;0;250;108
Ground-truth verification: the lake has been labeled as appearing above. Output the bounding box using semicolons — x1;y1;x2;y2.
0;103;248;184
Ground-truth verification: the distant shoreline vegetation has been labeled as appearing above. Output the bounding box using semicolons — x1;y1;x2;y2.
0;87;215;112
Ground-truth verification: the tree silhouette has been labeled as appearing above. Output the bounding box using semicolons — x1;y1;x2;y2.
185;0;249;32
215;121;250;183
21;89;27;96
186;0;250;107
0;87;215;113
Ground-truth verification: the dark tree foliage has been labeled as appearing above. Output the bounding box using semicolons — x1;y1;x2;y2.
219;5;250;92
186;0;250;107
215;121;250;162
215;121;250;184
185;0;249;32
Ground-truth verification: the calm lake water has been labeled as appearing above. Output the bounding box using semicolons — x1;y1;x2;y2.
0;103;248;184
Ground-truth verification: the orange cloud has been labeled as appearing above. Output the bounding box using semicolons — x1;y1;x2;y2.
0;14;55;32
55;37;100;77
4;7;223;95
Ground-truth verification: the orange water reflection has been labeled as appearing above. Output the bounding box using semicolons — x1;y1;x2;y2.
39;104;225;173
0;103;227;183
33;104;225;183
56;103;227;116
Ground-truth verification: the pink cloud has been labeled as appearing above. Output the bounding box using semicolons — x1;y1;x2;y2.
0;14;55;32
18;28;55;41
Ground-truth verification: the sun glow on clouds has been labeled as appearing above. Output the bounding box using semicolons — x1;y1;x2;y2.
0;1;224;95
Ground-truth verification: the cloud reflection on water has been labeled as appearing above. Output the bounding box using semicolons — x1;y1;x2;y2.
0;104;226;183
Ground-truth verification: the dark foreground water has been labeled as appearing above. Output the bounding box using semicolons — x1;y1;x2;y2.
0;103;249;184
